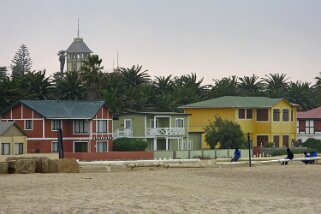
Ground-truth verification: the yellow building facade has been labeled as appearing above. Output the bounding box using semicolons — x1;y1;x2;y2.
0;122;27;155
182;96;298;148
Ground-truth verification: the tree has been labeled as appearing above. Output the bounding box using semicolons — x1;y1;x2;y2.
210;76;239;98
204;116;244;149
10;44;32;77
22;70;53;100
120;65;150;86
286;81;314;111
262;73;289;98
80;55;104;99
238;75;264;96
55;70;86;100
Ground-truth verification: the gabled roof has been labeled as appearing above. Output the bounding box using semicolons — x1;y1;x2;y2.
66;38;92;53
297;106;321;119
0;121;25;135
180;96;287;109
18;100;106;119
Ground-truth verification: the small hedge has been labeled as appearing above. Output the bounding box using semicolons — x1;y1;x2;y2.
271;148;314;157
113;138;148;151
303;138;321;152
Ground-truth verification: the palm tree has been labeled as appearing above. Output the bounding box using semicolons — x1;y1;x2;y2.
22;70;53;99
80;55;104;99
119;65;150;86
238;75;264;96
55;71;86;100
210;76;239;98
262;73;289;98
286;81;314;111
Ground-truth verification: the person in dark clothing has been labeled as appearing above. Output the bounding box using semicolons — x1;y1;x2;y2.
302;152;310;164
231;148;241;162
282;147;294;165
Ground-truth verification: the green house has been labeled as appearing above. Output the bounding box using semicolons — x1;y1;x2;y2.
113;112;190;151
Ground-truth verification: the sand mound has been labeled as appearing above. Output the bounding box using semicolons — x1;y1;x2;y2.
55;158;79;173
0;162;8;174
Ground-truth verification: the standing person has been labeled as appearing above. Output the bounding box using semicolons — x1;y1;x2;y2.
282;147;294;165
231;148;241;162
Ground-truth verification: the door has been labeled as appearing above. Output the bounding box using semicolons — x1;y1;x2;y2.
257;135;269;147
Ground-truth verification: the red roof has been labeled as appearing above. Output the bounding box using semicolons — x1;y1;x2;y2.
297;106;321;119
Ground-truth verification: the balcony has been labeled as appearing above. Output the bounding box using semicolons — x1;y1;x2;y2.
113;129;133;139
145;128;185;137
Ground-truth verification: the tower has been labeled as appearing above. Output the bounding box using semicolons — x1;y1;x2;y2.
65;19;92;72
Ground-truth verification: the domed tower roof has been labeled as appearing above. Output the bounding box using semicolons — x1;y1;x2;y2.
66;37;92;54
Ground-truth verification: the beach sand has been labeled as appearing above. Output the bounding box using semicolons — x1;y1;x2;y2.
1;164;321;213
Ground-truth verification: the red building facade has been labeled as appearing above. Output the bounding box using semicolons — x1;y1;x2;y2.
1;100;113;153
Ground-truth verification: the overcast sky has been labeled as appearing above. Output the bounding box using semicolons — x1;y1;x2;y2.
1;0;321;84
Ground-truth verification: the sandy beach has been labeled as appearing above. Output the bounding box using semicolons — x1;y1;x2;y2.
1;164;321;214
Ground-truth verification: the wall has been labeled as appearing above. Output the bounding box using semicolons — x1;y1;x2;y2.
65;151;154;161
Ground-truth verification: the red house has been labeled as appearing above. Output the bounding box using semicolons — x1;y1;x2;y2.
0;100;113;153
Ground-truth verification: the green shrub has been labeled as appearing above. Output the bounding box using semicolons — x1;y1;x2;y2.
303;138;321;152
113;138;148;151
271;148;314;157
267;142;274;148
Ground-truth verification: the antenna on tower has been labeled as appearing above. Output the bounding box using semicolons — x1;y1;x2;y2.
117;51;119;68
77;18;80;37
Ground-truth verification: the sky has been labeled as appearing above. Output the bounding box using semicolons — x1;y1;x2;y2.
1;0;321;85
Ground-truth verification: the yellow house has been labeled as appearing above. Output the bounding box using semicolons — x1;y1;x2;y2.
181;96;298;149
0;121;27;155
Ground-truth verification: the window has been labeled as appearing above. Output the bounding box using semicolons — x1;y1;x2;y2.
15;143;23;154
256;109;268;121
291;110;294;121
299;120;306;132
315;120;321;132
239;109;253;119
176;118;184;127
74;142;88;152
25;120;33;130
51;120;61;131
51;142;58;153
246;109;253;119
1;143;10;155
97;142;108;152
73;120;89;134
283;135;289;147
239;109;245;119
283;109;289;121
273;136;280;148
124;119;132;129
150;119;158;128
273;109;280;121
96;120;107;133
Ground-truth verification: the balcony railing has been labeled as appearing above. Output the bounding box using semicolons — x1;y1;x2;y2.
113;129;133;139
145;127;185;137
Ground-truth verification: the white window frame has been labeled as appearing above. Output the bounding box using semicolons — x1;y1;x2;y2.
73;120;89;134
25;120;33;130
96;120;108;133
256;108;269;122
238;108;253;120
73;141;89;153
150;119;159;128
175;118;184;128
1;143;10;155
282;109;290;122
14;143;24;155
96;141;108;152
124;119;132;129
51;120;62;131
51;141;58;153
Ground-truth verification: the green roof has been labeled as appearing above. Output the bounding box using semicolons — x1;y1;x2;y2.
181;96;285;109
20;100;106;119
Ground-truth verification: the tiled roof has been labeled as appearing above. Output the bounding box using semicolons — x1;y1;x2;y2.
66;38;92;53
20;100;105;119
119;112;189;116
181;96;285;108
297;106;321;119
0;121;16;135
